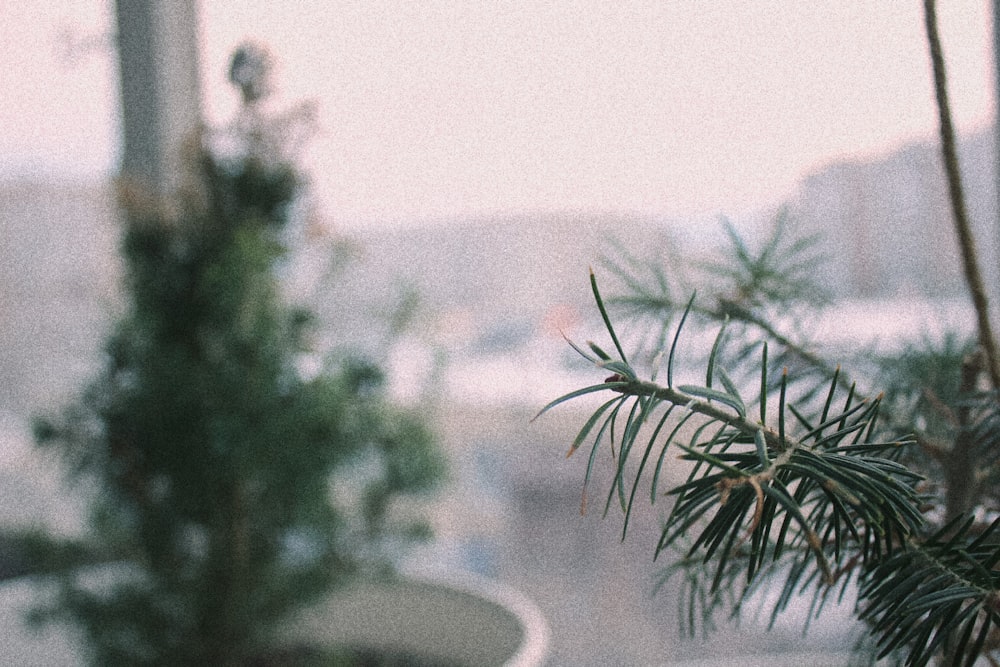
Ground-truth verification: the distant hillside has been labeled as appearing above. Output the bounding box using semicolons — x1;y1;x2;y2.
4;128;996;414
310;211;685;356
319;126;1000;333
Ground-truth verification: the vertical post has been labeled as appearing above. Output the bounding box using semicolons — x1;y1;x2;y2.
994;0;1000;282
114;0;202;199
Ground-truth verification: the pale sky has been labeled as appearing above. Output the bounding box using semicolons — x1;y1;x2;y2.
2;1;996;229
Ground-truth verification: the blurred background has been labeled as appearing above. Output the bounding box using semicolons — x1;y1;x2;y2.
2;1;999;664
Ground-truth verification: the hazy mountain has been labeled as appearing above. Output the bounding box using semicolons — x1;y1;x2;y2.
310;211;685;354
3;127;997;415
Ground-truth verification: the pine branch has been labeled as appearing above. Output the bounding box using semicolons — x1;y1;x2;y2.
602;217;855;398
542;272;1000;665
541;8;1000;658
859;516;1000;667
539;276;924;586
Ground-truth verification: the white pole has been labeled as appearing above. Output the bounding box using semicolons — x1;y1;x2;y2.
113;0;202;199
994;0;1000;281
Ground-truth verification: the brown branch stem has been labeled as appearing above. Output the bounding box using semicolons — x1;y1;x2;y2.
924;0;1000;391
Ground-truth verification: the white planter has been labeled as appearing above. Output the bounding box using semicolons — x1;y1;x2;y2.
280;572;550;667
0;569;548;666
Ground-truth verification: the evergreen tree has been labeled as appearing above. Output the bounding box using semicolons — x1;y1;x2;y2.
33;44;443;666
539;4;1000;665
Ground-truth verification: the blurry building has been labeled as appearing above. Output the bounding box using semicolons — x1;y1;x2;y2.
0;178;119;417
790;129;998;298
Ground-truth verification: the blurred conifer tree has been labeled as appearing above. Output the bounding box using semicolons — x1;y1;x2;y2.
33;43;443;666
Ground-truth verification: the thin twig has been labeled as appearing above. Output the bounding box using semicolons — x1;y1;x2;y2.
714;297;856;394
924;0;1000;391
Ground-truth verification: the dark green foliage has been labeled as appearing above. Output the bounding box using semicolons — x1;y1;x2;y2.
872;335;1000;523
0;529;100;581
32;63;443;666
539;219;1000;666
859;516;1000;666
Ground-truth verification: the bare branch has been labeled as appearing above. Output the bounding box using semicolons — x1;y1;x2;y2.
923;0;1000;391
